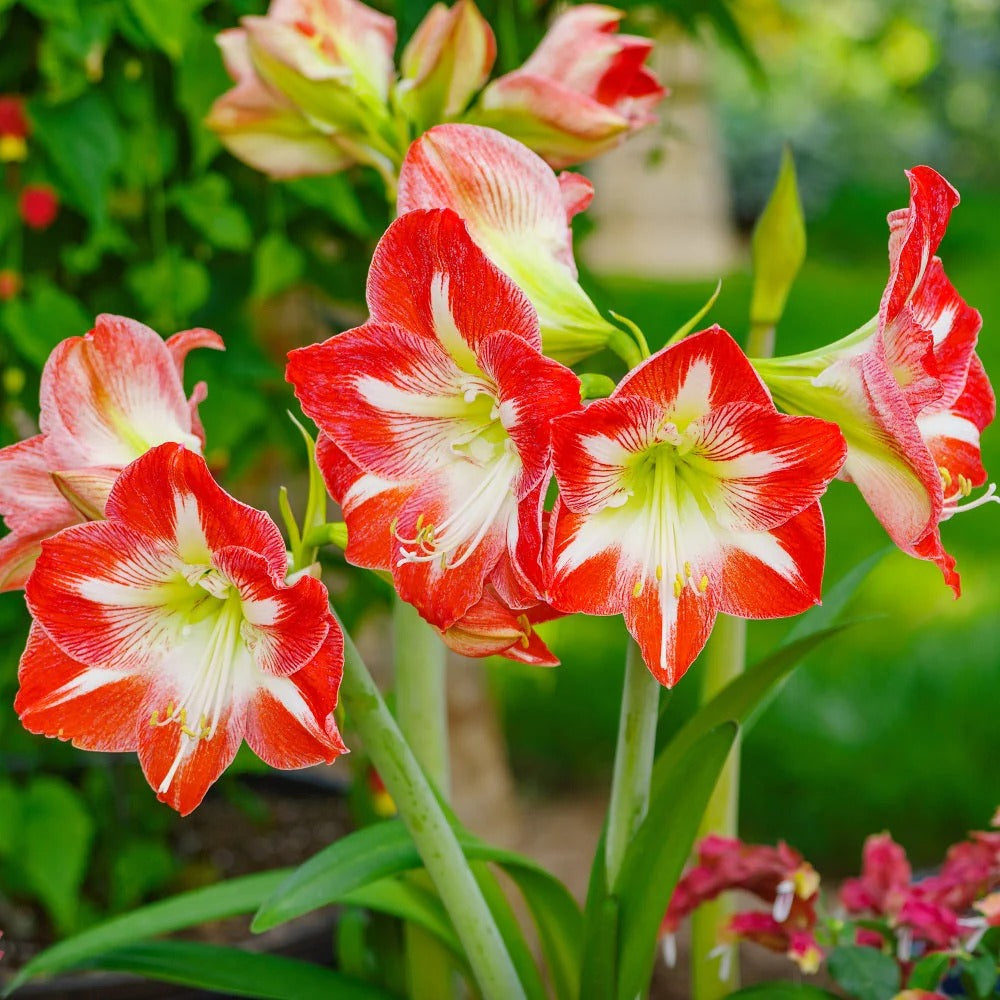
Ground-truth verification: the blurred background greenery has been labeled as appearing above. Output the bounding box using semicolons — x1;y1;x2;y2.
0;0;996;944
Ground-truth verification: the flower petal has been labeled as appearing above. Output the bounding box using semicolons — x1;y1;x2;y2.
366;208;539;353
618;327;774;417
0;510;78;592
244;630;347;769
0;434;73;531
15;623;152;751
39;315;202;470
714;503;826;619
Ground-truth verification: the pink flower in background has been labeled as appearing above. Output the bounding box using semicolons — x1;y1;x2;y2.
0;316;222;591
547;328;846;686
16;444;346;815
840;832;913;916
474;4;665;168
288;208;580;632
756;166;996;594
0;95;28;161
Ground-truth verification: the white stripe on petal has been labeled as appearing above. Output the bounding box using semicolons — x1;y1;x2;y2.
917;410;979;446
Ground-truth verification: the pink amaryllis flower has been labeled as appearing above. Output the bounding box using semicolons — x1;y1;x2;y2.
755;166;996;595
0;315;222;591
398;123;620;365
287;207;581;632
472;4;665;168
16;443;346;816
547;327;846;687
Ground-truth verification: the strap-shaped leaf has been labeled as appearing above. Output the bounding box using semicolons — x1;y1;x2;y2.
614;723;738;1000
4;869;289;995
76;940;395;1000
727;985;840;999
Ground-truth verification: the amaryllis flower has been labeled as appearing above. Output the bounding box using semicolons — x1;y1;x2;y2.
398;124;620;365
0;315;222;591
16;443;346;815
287;208;581;631
398;0;496;132
755;166;996;595
19;184;59;230
547;327;847;686
206;28;355;178
0;94;28;162
209;0;399;178
473;4;665;168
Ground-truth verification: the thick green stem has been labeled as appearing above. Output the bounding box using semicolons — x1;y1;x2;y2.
392;597;450;797
392;596;454;998
605;640;660;888
691;615;745;999
337;622;525;1000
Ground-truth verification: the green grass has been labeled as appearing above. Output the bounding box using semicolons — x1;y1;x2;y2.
489;184;1000;874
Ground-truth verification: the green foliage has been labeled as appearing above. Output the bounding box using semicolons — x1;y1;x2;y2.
826;945;901;1000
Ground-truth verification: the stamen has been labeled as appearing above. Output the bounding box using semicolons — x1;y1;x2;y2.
939;466;952;488
655;564;663;581
633;580;643;598
673;576;683;598
699;574;709;593
946;482;1000;516
773;880;795;922
662;933;677;969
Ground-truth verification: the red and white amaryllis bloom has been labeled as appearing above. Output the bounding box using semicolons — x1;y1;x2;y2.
473;4;666;168
398;124;619;365
16;444;346;816
756;166;995;594
287;207;581;631
547;328;847;687
0;315;222;591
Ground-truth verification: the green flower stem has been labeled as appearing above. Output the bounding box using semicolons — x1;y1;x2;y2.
392;596;450;797
392;596;455;998
605;639;661;888
337;620;525;1000
690;614;746;998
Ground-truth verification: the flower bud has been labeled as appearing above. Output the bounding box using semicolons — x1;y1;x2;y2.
19;184;59;230
0;95;28;162
471;4;665;168
398;0;496;132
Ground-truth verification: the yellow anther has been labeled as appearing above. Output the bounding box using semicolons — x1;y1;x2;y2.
181;725;198;739
389;517;398;536
632;580;643;598
699;574;709;593
415;513;424;531
440;553;448;570
959;474;972;497
149;710;159;726
673;576;683;598
179;708;188;726
655;564;663;581
517;614;531;636
939;466;952;488
165;702;174;716
684;561;692;577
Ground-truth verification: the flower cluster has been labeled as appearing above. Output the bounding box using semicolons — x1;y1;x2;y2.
287;126;848;686
4;318;347;814
756;166;996;594
660;834;823;974
206;0;665;180
842;825;1000;958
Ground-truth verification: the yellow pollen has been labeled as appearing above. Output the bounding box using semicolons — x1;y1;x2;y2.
439;553;448;570
166;702;174;716
684;561;692;577
655;564;663;581
415;513;424;531
939;466;952;487
179;708;188;726
389;517;398;536
673;576;683;598
149;710;159;725
181;725;198;739
959;474;972;497
699;574;709;593
633;580;643;598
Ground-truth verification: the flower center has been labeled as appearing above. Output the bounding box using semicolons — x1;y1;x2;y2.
939;467;1000;518
394;377;520;571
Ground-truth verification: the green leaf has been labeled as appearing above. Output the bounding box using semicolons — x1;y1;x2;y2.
728;985;840;999
283;174;375;239
175;25;230;168
614;724;738;1000
78;941;395;1000
125;0;200;59
472;862;548;1000
253;232;306;300
907;950;952;990
0;782;20;856
750;146;806;329
6;869;290;995
127;249;210;329
110;839;176;912
0;280;90;368
962;951;999;998
27;90;122;222
339;876;464;960
171;174;253;252
19;778;94;935
827;945;901;1000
